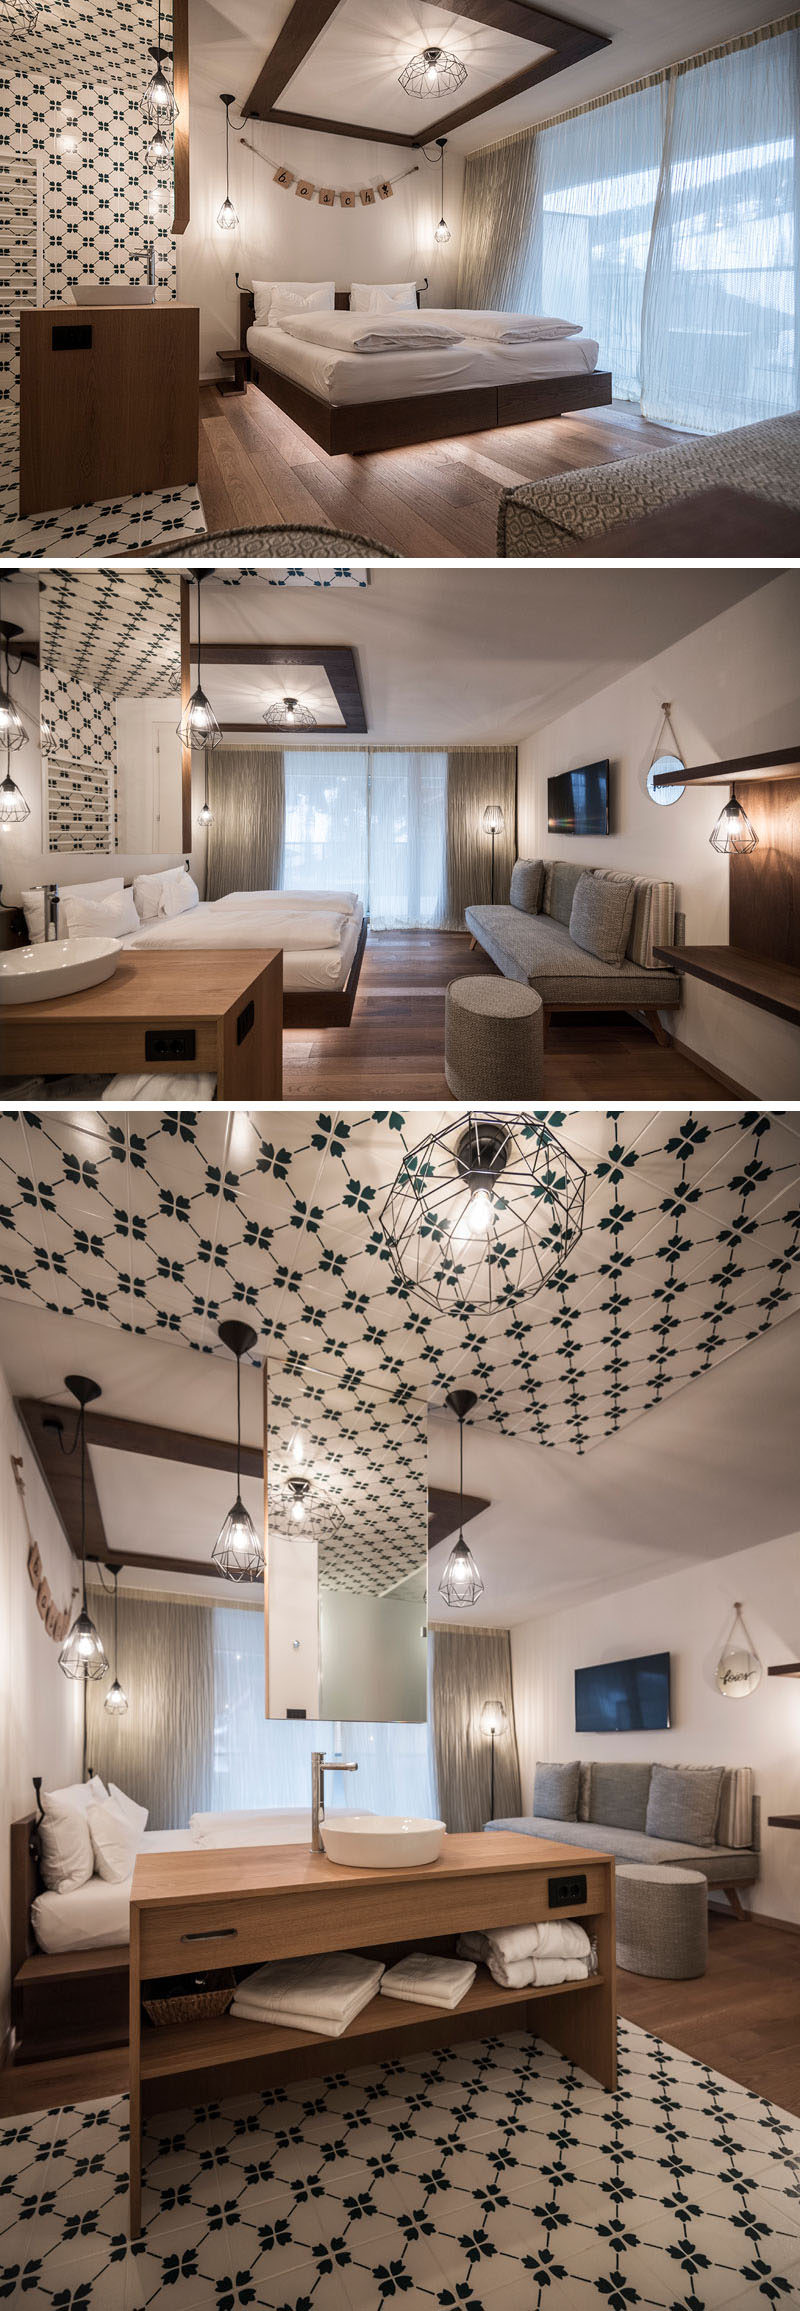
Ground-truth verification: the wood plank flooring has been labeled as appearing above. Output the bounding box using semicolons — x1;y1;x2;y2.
3;1914;797;2119
283;930;731;1100
197;383;692;559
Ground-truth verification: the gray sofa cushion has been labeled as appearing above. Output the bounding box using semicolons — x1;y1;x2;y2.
588;1761;652;1833
464;904;681;1008
646;1764;724;1848
544;859;585;925
487;1815;757;1883
510;859;544;914
496;411;800;557
533;1760;579;1821
570;869;636;966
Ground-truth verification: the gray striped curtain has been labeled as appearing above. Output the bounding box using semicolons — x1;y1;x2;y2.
431;1626;521;1832
457;134;541;310
86;1590;215;1830
206;746;285;899
445;746;516;923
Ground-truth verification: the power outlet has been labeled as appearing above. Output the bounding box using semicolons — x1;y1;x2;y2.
548;1873;587;1909
145;1029;196;1063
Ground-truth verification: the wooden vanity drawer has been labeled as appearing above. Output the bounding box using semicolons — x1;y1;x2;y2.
137;1897;275;1977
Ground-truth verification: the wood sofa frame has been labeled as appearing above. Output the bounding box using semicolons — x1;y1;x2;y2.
238;291;613;457
10;1801;128;2066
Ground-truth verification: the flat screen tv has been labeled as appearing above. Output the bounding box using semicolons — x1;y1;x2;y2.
547;760;609;837
574;1651;671;1734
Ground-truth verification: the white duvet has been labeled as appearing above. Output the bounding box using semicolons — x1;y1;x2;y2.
280;311;463;355
426;307;582;345
125;889;358;956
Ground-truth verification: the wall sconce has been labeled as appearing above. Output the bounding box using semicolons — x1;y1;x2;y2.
480;1697;507;1817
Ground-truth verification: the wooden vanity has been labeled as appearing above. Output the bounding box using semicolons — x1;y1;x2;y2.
129;1832;616;2235
19;302;199;515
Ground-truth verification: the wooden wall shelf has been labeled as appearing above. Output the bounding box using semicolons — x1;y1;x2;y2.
653;944;800;1027
652;745;800;790
767;1663;800;1678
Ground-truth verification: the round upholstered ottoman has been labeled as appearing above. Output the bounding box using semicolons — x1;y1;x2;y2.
616;1864;708;1980
445;977;543;1098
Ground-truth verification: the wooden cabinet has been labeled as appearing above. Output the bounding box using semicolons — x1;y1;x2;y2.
19;303;199;515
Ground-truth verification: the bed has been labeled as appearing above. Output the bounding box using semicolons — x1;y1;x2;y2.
239;290;612;456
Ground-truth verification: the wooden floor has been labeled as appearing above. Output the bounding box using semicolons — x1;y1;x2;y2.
283;931;730;1100
197;383;692;558
2;1915;797;2120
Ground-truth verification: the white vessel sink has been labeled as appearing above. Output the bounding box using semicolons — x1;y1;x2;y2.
72;283;155;306
0;938;121;1006
321;1815;446;1869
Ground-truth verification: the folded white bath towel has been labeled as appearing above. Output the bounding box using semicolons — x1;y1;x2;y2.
456;1926;594;1990
380;1952;476;2009
231;1951;383;2025
230;1994;376;2037
483;1921;593;1964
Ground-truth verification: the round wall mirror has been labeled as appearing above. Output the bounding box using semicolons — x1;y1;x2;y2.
647;752;685;806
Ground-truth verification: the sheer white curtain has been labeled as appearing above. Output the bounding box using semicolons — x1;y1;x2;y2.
369;751;448;930
282;748;369;901
536;84;666;403
642;27;800;431
212;1605;437;1816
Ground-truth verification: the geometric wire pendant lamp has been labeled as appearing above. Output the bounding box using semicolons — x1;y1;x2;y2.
217;93;239;231
438;1388;484;1608
212;1320;264;1580
0;736;31;827
379;1110;587;1313
178;573;222;752
270;1474;346;1542
58;1376;109;1682
399;45;467;96
262;695;317;729
141;0;178;122
104;1565;129;1714
709;782;759;856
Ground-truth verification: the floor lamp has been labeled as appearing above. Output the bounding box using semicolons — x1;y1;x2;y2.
482;803;505;904
480;1697;508;1818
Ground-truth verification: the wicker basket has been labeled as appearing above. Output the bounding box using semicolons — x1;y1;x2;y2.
143;1969;237;2027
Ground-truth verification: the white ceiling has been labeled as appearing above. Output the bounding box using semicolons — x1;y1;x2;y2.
282;2;545;139
211;664;345;725
189;0;779;151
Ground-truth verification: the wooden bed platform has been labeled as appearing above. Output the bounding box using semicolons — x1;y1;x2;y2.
238;291;613;457
10;1807;128;2065
283;908;368;1030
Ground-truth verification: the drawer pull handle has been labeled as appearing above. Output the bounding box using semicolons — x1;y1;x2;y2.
180;1927;238;1943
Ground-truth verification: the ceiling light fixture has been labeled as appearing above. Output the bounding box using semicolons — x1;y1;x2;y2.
380;1110;586;1313
179;573;222;751
482;801;505;902
58;1376;109;1683
197;745;213;828
262;695;318;729
141;0;178;124
217;93;239;231
213;1320;264;1580
104;1565;129;1715
273;1476;346;1543
439;1388;483;1609
433;136;451;246
709;783;758;856
399;45;467;97
0;740;30;829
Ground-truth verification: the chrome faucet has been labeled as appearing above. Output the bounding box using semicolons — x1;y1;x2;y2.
43;884;60;941
144;243;156;291
311;1751;357;1853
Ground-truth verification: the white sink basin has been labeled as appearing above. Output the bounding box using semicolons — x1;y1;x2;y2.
0;938;121;1006
321;1815;446;1869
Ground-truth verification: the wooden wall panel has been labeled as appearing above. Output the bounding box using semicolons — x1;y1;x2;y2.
729;777;800;970
171;0;190;234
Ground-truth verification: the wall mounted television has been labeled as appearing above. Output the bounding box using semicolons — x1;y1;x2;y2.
547;760;609;837
574;1651;671;1733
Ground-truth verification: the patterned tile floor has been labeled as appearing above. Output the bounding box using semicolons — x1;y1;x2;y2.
0;415;206;555
1;2020;799;2309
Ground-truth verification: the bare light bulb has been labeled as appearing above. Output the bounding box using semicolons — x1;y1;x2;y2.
291;1498;306;1525
466;1187;493;1236
434;217;451;245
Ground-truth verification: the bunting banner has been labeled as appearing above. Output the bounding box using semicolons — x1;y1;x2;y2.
240;137;417;211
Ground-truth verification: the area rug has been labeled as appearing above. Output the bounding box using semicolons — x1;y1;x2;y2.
0;415;207;555
1;2019;799;2307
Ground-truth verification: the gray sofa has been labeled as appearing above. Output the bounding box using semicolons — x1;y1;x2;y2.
489;1759;760;1915
496;409;800;556
465;856;681;1037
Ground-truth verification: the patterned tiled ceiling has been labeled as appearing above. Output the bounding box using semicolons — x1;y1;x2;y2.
0;1;163;90
267;1364;426;1596
41;571;181;699
2;1107;799;1465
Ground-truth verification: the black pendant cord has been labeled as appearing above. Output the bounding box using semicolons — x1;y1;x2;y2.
225;104;230;203
196;573;202;688
113;1569;119;1676
204;748;209;811
458;1411;463;1530
79;1404;87;1612
235;1349;242;1496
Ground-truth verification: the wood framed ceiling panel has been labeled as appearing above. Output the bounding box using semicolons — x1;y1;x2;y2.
198;643;368;734
244;0;611;144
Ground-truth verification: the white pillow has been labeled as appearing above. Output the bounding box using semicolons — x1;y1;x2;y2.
42;1774;108;1814
22;878;123;945
109;1783;149;1834
133;863;188;922
62;887;140;939
252;278;334;326
39;1805;94;1894
350;281;416;312
87;1800;142;1884
268;285;338;328
159;872;199;920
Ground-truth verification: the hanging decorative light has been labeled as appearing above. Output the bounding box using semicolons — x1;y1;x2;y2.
262;695;317;729
379;1110;586;1313
40;715;55;758
709;783;758;856
439;1389;484;1608
58;1377;109;1683
482;801;505;903
432;136;451;246
0;582;29;753
0;1;42;33
715;1603;763;1699
104;1566;129;1714
271;1475;345;1543
212;1320;264;1580
197;746;213;828
145;121;172;172
0;740;30;828
217;93;239;231
399;46;467;97
141;0;178;123
179;573;222;751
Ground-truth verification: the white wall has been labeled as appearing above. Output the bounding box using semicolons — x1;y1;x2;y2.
177;107;464;382
511;1529;800;1929
517;573;800;1097
0;1368;81;2046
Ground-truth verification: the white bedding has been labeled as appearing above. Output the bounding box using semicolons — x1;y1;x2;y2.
247;320;600;408
279;312;464;356
124;893;364;994
31;1828;195;1954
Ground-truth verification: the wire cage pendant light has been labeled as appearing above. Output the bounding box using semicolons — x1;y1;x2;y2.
0;738;31;827
399;45;467;97
58;1376;109;1682
179;574;222;751
217;93;239;230
145;121;172;170
141;0;178;120
433;136;451;245
271;1474;346;1544
212;1320;264;1580
380;1110;586;1314
709;782;759;856
104;1565;129;1714
439;1388;484;1608
262;695;317;729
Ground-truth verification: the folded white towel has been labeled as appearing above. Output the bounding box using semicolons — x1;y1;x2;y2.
457;1934;530;1986
456;1930;594;1990
230;1992;376;2037
483;1921;592;1964
233;1952;383;2022
380;1952;476;2009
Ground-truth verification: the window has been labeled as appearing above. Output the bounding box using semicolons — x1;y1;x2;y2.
283;748;369;901
369;751;447;929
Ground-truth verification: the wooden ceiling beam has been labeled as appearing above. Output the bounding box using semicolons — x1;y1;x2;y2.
260;106;416;147
428;1485;490;1551
416;31;608;143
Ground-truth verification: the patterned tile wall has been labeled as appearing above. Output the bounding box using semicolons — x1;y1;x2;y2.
41;570;181;697
41;668;117;849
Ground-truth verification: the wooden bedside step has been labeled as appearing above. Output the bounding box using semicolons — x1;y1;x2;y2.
215;347;249;394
